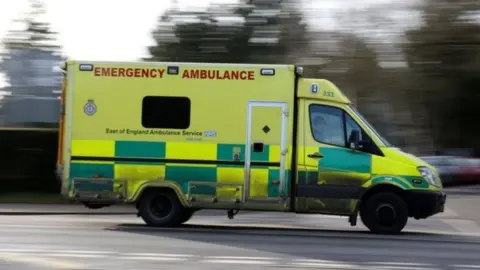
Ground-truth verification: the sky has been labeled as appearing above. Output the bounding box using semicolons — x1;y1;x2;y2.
0;0;233;88
0;0;229;61
0;0;420;88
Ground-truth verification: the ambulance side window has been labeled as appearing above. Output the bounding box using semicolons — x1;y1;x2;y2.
309;105;346;147
141;96;191;129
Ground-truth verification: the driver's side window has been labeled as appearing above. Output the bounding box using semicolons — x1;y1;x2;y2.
309;105;346;147
309;104;377;154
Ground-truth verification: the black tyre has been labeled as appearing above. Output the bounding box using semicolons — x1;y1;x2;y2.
178;209;194;224
138;190;183;227
360;192;408;234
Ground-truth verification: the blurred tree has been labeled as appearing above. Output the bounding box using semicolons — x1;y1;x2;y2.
239;0;309;63
145;0;308;64
342;35;385;129
405;0;480;150
1;0;60;52
0;0;63;128
322;2;445;153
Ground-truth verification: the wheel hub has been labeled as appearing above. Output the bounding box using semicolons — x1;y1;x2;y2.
375;203;396;226
149;196;172;219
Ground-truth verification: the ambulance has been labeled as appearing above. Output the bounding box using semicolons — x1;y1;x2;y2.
56;60;446;234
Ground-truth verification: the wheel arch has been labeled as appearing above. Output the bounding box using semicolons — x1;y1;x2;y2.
132;180;189;208
358;183;409;215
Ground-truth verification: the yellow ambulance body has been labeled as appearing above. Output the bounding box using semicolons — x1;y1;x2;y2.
57;60;446;234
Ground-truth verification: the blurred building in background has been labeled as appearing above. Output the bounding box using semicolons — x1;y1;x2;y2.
0;48;62;127
0;0;62;193
0;0;62;128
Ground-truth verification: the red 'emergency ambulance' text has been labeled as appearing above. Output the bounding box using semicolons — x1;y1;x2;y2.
182;69;254;80
94;67;165;78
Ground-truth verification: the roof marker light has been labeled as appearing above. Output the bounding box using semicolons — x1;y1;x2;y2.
79;64;94;71
260;68;275;76
168;66;179;75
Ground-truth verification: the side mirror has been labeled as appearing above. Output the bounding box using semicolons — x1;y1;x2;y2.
348;130;360;150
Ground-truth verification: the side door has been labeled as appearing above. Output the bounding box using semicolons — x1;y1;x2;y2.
244;101;289;202
297;101;376;215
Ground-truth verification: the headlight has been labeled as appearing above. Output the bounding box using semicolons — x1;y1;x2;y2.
418;166;441;187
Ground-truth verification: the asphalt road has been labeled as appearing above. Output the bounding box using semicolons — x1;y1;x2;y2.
2;221;480;270
0;214;480;269
1;186;480;270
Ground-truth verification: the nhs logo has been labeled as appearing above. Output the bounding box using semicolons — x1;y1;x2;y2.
204;131;217;137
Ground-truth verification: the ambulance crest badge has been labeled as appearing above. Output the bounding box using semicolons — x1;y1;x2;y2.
84;99;97;116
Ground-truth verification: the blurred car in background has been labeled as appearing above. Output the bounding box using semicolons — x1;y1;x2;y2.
420;156;480;186
457;157;480;183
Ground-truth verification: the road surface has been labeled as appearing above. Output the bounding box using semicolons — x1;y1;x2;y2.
0;186;479;270
0;212;480;269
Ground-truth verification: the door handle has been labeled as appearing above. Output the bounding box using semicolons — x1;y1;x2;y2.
308;152;324;159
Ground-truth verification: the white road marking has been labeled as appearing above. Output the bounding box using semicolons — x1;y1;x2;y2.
0;248;47;253
54;250;115;254
292;259;359;269
205;256;277;260
370;266;438;270
48;253;108;258
0;252;85;269
293;259;343;262
442;219;480;233
0;224;94;229
291;262;358;268
126;253;195;258
368;262;434;266
202;259;275;265
0;248;113;255
452;265;480;269
121;256;188;261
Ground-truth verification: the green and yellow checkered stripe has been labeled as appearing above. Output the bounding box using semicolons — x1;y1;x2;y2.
69;140;290;198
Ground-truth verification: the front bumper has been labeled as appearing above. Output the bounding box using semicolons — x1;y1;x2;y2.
406;190;446;219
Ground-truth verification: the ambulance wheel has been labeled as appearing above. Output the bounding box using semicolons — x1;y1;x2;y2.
360;192;408;235
138;189;183;227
